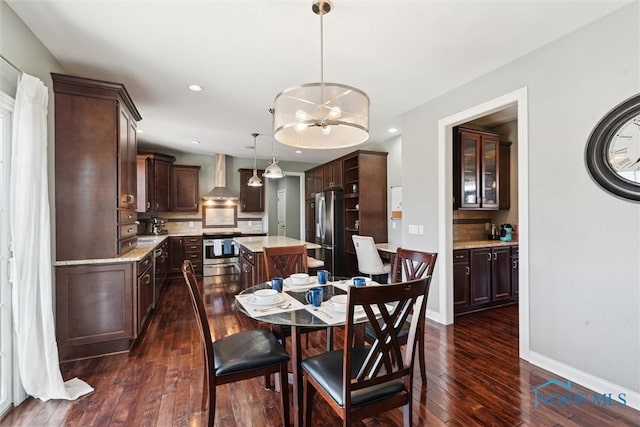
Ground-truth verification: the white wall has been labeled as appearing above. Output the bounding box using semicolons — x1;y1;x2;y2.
402;3;639;395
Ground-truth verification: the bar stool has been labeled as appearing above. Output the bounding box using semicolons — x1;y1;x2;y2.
352;235;391;283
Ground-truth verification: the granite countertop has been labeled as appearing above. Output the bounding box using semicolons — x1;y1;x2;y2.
453;240;519;250
55;235;169;266
234;236;321;253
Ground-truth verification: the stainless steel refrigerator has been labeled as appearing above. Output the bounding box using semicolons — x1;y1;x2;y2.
315;190;344;276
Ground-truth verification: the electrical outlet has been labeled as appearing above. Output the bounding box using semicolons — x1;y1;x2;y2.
418;225;424;235
189;221;194;228
248;221;252;226
408;225;419;235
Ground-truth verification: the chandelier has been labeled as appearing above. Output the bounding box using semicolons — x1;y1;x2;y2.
273;0;369;149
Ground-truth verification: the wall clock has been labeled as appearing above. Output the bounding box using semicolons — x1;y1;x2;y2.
585;93;640;202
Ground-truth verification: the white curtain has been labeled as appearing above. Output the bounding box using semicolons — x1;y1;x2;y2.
9;73;93;401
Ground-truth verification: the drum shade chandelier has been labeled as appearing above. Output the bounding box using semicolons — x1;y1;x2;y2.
263;108;284;179
247;133;263;187
273;0;369;149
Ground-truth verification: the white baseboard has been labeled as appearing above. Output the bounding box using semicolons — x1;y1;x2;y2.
426;308;446;325
527;351;639;411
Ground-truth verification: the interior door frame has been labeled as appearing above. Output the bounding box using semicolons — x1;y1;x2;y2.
437;87;530;359
264;171;305;240
276;188;286;236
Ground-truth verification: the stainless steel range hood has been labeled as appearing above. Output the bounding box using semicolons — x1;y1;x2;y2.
203;154;239;201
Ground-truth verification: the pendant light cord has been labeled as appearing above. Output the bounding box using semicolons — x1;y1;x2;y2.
320;9;324;112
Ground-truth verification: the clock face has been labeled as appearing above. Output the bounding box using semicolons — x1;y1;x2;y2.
607;115;640;184
585;93;640;202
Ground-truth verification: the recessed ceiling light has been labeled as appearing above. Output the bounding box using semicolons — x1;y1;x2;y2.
388;127;398;133
295;150;302;154
136;129;144;134
192;140;200;144
188;84;203;92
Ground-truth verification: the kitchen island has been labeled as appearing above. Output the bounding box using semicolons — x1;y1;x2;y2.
234;236;321;288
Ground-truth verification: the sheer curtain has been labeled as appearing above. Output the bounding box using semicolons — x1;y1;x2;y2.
9;73;93;401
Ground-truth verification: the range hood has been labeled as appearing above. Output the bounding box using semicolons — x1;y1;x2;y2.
203;154;239;201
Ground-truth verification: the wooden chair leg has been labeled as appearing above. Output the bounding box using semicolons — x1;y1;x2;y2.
202;349;209;411
208;382;216;427
303;375;316;427
417;324;427;385
264;374;272;390
279;363;290;427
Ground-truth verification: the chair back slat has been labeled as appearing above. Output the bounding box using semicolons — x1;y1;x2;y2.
343;278;430;403
182;260;216;384
391;248;438;283
263;245;308;278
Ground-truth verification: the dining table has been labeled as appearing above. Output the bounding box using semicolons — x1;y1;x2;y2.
234;277;378;427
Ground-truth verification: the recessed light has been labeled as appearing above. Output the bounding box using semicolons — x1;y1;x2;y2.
388;127;398;133
136;129;144;134
191;140;201;144
188;84;203;92
295;150;302;154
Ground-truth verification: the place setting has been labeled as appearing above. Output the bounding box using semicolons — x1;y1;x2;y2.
282;272;319;291
235;284;304;317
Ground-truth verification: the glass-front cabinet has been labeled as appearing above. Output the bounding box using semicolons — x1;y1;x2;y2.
454;127;509;210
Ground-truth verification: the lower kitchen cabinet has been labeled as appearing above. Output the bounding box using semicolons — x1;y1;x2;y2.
239;245;264;288
137;253;154;333
168;235;203;274
56;263;135;362
454;244;518;315
154;239;169;307
511;246;519;297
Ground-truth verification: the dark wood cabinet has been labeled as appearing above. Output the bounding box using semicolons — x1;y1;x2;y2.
453;250;470;308
168;235;202;274
511;246;519;297
454;127;510;210
313;167;324;194
305;199;316;243
137;153;175;213
136;253;154;334
56;263;135;362
172;165;200;211
305;171;314;200
323;160;343;189
53;73;141;260
154;240;168;308
239;169;265;212
454;244;518;316
239;245;264;288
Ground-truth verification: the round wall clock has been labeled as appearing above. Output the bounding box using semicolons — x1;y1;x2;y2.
585;93;640;202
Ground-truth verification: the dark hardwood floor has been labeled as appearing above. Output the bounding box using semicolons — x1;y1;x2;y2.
2;273;639;426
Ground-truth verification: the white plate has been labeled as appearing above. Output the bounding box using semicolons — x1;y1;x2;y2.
327;301;364;315
284;277;316;287
245;293;286;307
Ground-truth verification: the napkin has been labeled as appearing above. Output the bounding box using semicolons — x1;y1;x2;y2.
235;292;304;318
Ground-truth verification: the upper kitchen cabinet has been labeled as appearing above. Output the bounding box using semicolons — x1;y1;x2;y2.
136;152;175;213
453;127;510;210
239;168;265;212
323;160;343;190
172;165;201;212
52;73;142;260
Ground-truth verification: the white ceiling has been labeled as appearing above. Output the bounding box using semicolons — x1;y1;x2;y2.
7;0;630;164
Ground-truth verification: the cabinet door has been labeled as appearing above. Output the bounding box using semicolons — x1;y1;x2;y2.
137;265;154;334
118;108;133;209
457;130;481;209
153;159;172;212
480;134;499;209
305;171;314;200
453;250;470;309
172;165;200;212
168;237;184;273
305;199;316;243
511;247;519;297
331;160;343;189
239;169;265;212
240;256;254;289
313;168;324;194
470;248;491;304
491;247;512;300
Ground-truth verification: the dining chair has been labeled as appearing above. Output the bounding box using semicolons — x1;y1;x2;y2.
181;260;290;427
263;245;331;354
352;235;391;283
364;248;438;385
301;277;431;426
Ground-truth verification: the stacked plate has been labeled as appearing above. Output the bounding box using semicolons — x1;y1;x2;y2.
246;289;285;306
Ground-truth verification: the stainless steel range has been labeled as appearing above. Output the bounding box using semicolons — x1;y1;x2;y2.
202;232;241;276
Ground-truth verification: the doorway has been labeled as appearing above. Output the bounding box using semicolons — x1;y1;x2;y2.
277;189;286;236
0;91;14;416
437;87;530;359
266;172;304;240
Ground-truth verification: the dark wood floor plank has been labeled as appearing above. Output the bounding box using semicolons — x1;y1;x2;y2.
2;275;639;427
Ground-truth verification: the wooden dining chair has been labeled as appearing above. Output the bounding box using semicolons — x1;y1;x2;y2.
302;277;431;426
364;248;438;385
263;245;330;353
181;260;290;427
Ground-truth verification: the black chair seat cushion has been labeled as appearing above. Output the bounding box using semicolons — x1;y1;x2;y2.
214;329;289;376
302;346;405;408
364;319;410;342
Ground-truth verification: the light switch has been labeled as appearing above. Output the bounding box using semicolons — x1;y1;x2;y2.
392;221;396;230
408;225;419;235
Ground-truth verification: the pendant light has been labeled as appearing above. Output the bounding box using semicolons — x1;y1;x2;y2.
273;0;369;149
263;108;284;179
247;132;263;187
